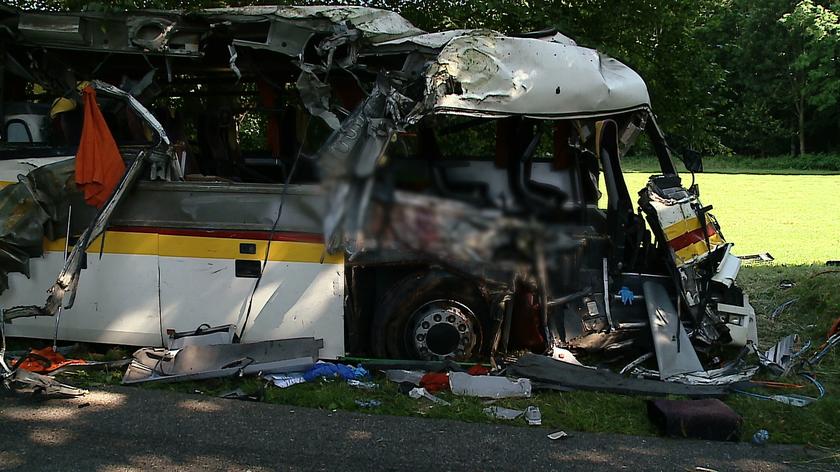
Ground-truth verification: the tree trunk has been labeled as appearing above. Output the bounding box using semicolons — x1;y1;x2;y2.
798;93;806;156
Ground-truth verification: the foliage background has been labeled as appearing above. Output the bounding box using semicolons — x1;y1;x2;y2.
7;0;840;157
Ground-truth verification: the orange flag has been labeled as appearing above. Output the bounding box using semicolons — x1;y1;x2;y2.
75;85;126;208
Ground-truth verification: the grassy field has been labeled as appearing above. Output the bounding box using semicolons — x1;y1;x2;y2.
622;153;840;174
12;171;840;460
622;172;840;264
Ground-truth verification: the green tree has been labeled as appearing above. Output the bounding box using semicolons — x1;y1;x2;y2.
780;1;840;155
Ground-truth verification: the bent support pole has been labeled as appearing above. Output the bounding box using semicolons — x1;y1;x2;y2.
3;151;149;321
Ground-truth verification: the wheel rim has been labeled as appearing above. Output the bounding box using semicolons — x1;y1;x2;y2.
408;299;479;360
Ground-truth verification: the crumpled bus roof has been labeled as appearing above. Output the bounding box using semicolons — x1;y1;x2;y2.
420;32;650;119
3;5;649;119
202;5;424;43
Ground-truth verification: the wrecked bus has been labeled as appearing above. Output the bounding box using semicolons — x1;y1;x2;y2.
0;6;756;380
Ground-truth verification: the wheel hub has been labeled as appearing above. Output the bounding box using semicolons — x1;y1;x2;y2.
409;300;478;360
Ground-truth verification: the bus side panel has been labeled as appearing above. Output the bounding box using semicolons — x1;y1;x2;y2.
158;233;345;359
1;240;162;346
240;260;345;359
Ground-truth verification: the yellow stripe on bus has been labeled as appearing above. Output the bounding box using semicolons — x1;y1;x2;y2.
663;216;702;241
43;231;342;264
43;231;158;255
158;234;341;264
673;233;725;265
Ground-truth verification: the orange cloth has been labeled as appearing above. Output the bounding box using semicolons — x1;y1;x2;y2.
75;85;125;208
16;347;88;374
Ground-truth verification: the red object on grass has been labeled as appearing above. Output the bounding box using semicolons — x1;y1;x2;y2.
420;372;449;393
467;364;490;376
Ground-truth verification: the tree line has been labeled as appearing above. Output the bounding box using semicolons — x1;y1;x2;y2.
9;0;840;156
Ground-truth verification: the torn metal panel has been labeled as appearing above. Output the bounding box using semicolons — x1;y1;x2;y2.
711;245;741;287
15;12;203;57
508;353;728;397
212;5;422;50
16;13;84;45
449;372;532;398
232;20;314;57
315;77;410;253
9;368;87;396
123;337;323;384
0;158;77;294
761;334;811;376
89;81;179;181
297;66;341;130
268;5;422;43
631;365;758;386
424;32;650;119
643;281;704;379
371;29;473;52
9;150;148;319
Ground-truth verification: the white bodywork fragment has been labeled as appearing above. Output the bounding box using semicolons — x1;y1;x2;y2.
425;32;650;118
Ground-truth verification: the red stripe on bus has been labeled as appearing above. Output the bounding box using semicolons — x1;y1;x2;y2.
108;226;324;243
668;223;717;252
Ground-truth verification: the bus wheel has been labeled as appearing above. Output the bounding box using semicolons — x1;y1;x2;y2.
371;271;485;361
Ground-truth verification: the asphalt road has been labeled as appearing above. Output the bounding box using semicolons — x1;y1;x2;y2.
0;386;814;471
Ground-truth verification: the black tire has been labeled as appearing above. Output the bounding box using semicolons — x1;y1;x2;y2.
371;271;487;360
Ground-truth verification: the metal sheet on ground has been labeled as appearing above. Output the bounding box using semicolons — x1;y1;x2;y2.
642;281;704;379
123;337;324;384
508;354;727;397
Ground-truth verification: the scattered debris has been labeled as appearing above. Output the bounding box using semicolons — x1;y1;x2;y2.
524;405;542;426
304;361;369;382
384;369;425;386
778;280;796;290
420;372;450;393
219;388;261;402
509;354;729;397
735;373;825;407
10;346;128;375
265;373;306;389
483;406;525;420
355;399;382;408
738;253;774;262
123;337;323;384
759;334;811;376
547;431;569;440
449;372;532;399
7;368;87;397
751;429;770;446
347;379;378;390
408;387;451;406
807;332;840;367
769;299;798;320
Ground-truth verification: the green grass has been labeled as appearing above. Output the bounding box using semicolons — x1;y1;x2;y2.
622;153;840;174
623;172;840;264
